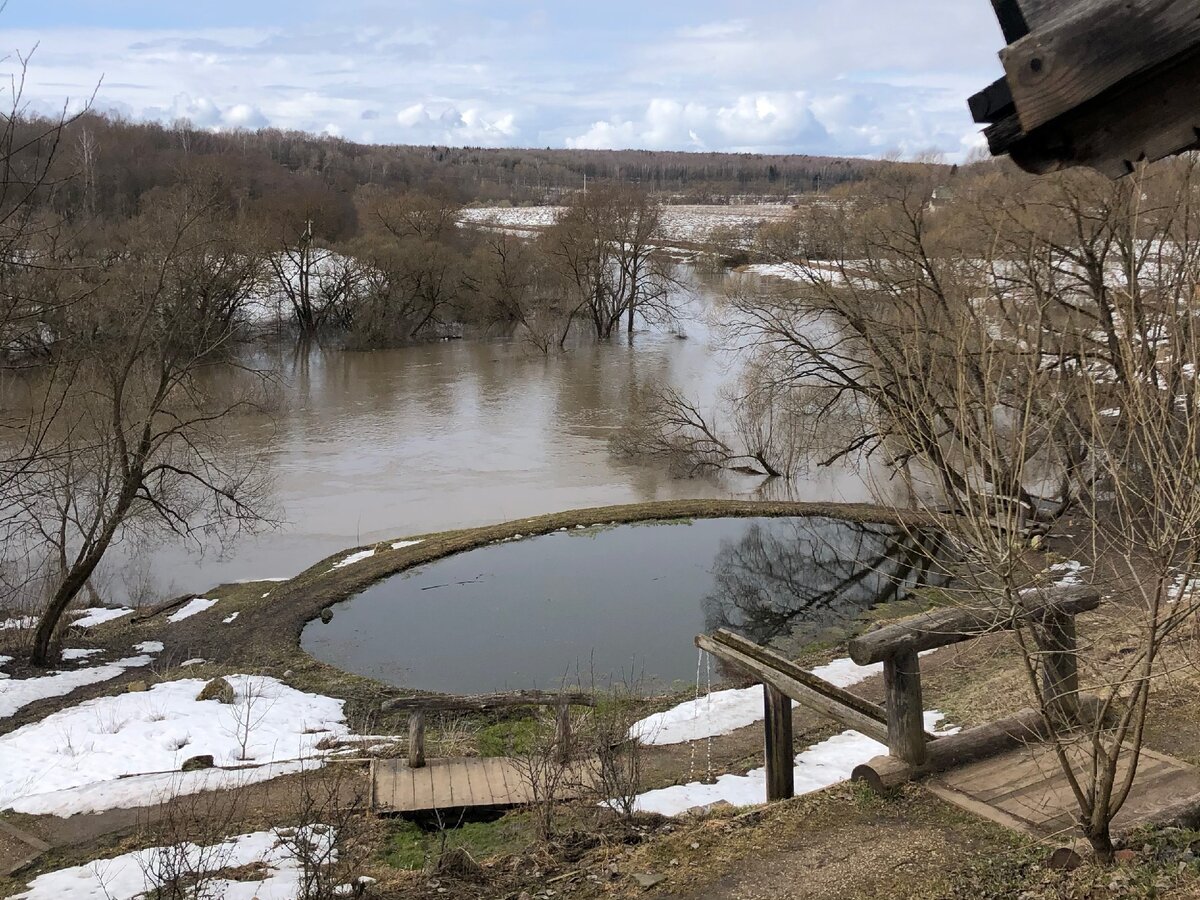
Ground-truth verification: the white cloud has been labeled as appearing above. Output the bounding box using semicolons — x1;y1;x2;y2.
2;2;1006;158
568;93;831;154
394;102;518;146
148;94;270;132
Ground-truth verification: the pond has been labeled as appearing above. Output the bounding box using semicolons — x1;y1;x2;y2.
301;516;950;694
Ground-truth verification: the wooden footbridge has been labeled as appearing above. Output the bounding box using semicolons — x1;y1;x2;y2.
371;691;600;814
699;586;1200;839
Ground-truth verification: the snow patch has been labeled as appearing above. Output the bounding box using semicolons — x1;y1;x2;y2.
11;826;336;900
61;649;103;662
167;598;219;623
72;607;134;628
630;711;955;816
1048;560;1087;587
331;549;375;569
223;612;240;624
0;674;349;815
630;654;885;747
391;540;423;551
135;641;164;654
0;655;156;720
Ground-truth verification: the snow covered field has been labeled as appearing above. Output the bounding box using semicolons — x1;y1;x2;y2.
11;827;339;900
0;674;350;816
461;204;795;244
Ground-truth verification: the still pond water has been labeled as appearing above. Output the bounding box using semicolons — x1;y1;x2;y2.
302;516;947;694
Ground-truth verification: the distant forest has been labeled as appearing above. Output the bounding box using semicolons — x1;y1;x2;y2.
30;113;891;240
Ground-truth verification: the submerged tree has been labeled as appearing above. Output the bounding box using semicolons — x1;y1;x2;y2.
541;185;678;343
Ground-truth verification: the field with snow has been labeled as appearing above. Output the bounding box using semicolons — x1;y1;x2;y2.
461;203;796;245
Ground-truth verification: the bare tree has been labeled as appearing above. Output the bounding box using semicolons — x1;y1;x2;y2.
762;158;1200;860
541;185;678;343
14;179;276;664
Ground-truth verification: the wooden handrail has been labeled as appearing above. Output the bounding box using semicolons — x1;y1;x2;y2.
847;586;1101;666
696;632;890;745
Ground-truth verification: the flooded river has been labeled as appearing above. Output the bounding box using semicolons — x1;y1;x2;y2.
98;268;885;602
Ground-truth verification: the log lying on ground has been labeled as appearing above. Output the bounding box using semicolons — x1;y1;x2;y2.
848;586;1101;666
381;690;596;713
852;695;1104;792
854;709;1047;792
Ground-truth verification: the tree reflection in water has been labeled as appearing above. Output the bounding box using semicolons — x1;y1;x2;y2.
701;517;951;655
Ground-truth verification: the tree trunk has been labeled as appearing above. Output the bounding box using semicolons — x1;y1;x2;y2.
32;561;100;666
1087;826;1115;864
31;484;138;666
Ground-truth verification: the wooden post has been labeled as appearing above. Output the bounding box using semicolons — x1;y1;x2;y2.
884;650;927;766
408;710;426;769
763;684;795;801
1041;612;1080;724
554;701;572;763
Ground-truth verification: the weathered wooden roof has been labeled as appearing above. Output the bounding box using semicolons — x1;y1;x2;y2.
972;0;1200;178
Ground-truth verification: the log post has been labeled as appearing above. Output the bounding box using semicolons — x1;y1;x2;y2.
554;701;572;763
763;684;795;801
884;650;927;766
408;710;426;769
1040;611;1080;724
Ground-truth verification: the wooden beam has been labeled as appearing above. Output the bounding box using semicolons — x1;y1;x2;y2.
408;710;426;769
1001;0;1200;134
711;630;890;728
554;702;572;764
1007;45;1200;178
696;634;891;745
968;77;1015;124
763;684;795;802
1039;610;1080;723
1009;0;1092;31
884;650;926;766
853;695;1105;792
847;587;1100;666
854;708;1049;792
990;0;1031;43
382;691;596;713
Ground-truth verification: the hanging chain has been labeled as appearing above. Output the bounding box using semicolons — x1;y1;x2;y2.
705;651;715;784
688;646;702;783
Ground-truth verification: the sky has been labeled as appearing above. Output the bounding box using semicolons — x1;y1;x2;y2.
1;1;1008;160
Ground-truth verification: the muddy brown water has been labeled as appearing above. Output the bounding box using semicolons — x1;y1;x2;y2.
302;516;949;693
95;268;887;602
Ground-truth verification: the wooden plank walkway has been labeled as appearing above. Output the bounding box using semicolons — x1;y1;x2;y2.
371;757;601;813
928;743;1200;838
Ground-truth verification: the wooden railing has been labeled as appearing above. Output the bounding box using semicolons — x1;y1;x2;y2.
697;585;1101;801
847;585;1101;768
381;690;596;768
